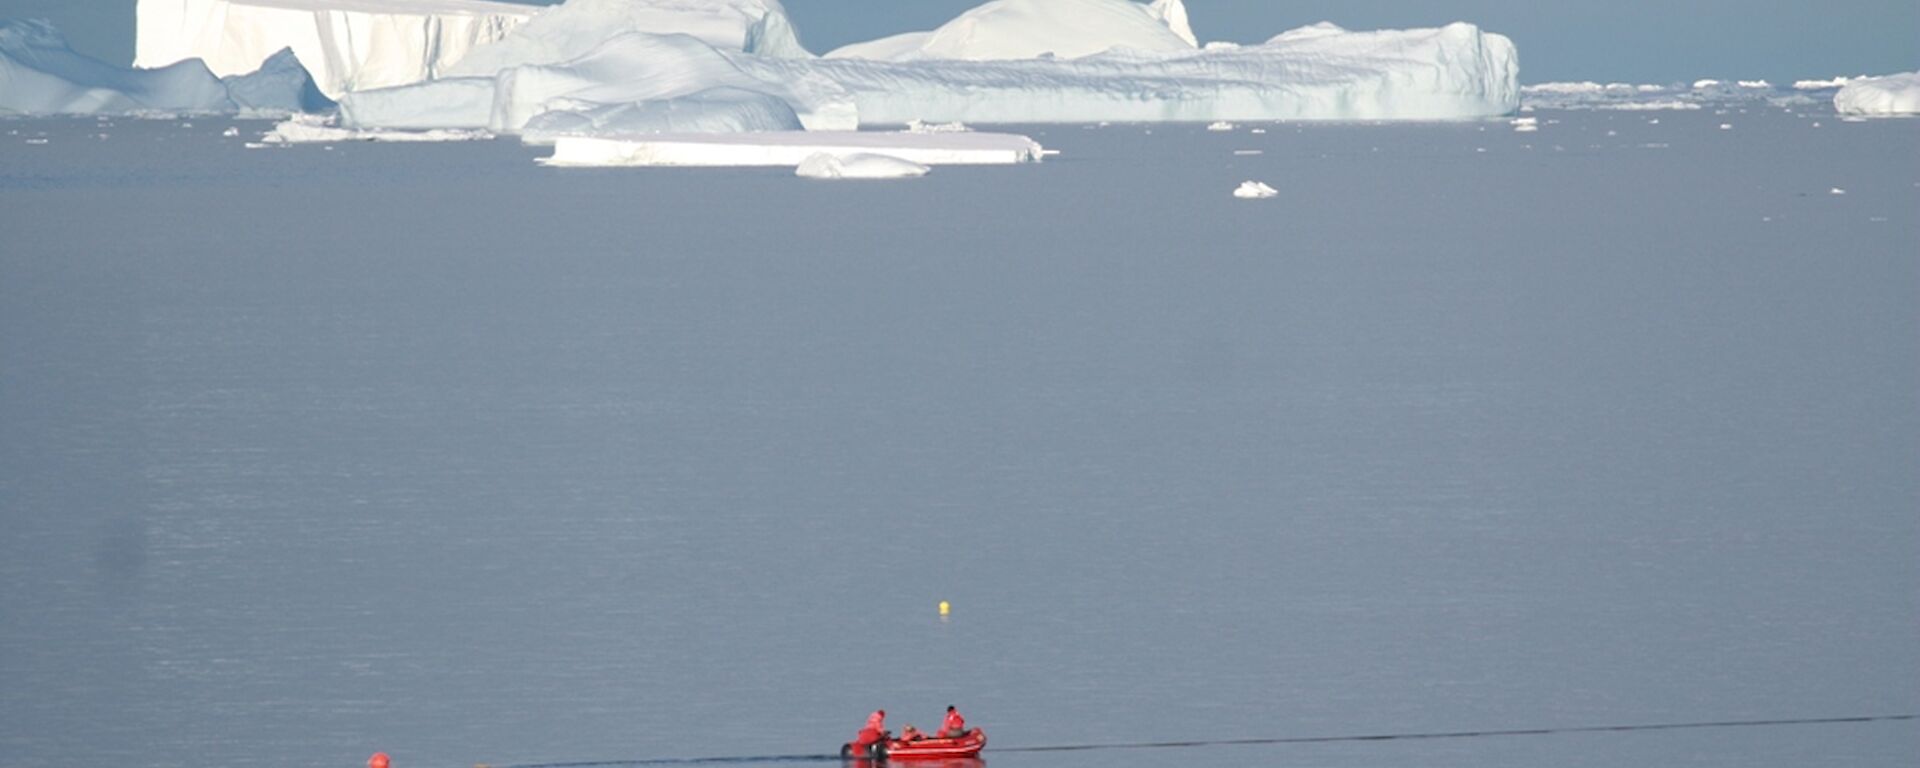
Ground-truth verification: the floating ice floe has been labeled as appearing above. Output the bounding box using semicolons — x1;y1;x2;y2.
1;19;331;116
1793;77;1857;90
1518;78;1857;112
1510;116;1538;132
541;130;1047;167
1834;72;1920;115
261;113;494;143
904;119;971;133
1207;121;1236;131
795;152;931;179
1233;180;1278;199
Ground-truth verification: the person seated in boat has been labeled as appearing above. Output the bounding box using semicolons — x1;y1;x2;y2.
940;705;967;738
853;709;889;748
899;724;927;741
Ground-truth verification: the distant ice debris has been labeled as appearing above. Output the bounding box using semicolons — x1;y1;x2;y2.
1519;79;1834;111
1829;187;1846;195
1;19;329;116
541;130;1046;168
1793;77;1856;90
1510;116;1538;132
904;119;971;133
1834;72;1920;115
1207;121;1236;131
1233;180;1277;199
795;152;931;179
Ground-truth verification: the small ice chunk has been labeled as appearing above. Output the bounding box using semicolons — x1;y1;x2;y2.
1719;123;1732;130
1207;121;1236;131
904;120;971;133
222;126;240;137
1511;116;1538;132
795;152;931;179
1233;180;1278;199
1829;187;1846;195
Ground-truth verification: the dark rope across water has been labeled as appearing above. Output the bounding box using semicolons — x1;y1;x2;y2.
487;712;1918;768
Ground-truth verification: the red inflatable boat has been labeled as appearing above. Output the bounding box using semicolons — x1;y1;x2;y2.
844;729;986;760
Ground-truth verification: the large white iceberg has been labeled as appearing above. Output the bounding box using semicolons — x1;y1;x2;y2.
1834;72;1920;115
825;0;1196;61
334;4;1517;134
135;0;534;98
1;19;328;115
760;21;1517;125
127;0;1519;134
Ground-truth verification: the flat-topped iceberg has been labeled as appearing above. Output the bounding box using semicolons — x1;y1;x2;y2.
135;0;533;98
1834;72;1920;115
1;19;329;116
761;21;1517;125
541;129;1046;167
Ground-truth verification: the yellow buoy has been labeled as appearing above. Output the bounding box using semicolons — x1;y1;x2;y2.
938;600;951;617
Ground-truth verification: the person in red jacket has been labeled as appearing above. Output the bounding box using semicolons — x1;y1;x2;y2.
852;709;889;749
941;706;966;738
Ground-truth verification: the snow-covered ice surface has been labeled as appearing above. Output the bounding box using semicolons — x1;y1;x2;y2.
1834;72;1920;115
823;0;1196;61
794;151;930;179
540;129;1044;167
134;0;534;98
2;103;1916;768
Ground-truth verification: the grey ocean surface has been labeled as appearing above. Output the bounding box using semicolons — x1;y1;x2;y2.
1;109;1916;768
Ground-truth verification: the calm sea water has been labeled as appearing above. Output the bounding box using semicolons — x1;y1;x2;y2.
2;108;1915;768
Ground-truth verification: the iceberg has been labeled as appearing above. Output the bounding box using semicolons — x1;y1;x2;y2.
1834;72;1920;115
1;19;328;116
1233;181;1277;199
337;5;1517;134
